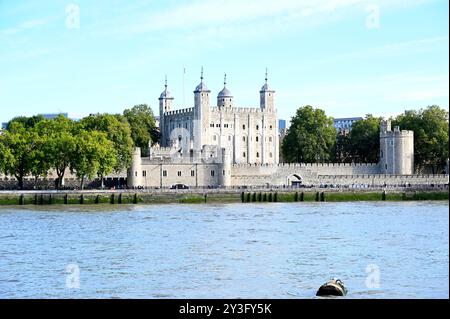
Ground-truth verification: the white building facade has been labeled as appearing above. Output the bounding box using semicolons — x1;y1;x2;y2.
158;70;279;165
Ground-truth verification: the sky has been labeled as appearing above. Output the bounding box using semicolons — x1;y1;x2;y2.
0;0;448;124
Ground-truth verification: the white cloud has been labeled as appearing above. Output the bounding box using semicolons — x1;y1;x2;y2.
0;18;49;35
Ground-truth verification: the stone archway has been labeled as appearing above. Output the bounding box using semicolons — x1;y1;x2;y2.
287;174;302;188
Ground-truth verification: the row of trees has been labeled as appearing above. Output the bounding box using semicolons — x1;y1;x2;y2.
0;105;158;189
282;105;449;173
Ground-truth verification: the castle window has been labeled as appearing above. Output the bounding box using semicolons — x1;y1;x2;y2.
142;171;147;177
380;150;383;158
269;152;273;158
178;124;181;128
185;123;187;129
385;164;388;170
216;124;220;127
210;123;214;127
269;137;272;142
256;152;260;158
256;136;259;142
177;171;182;177
243;152;246;157
213;135;217;141
256;125;259;130
135;171;137;177
163;170;167;177
242;136;246;142
210;170;215;177
191;170;195;177
223;170;225;175
242;125;246;130
228;135;231;141
390;140;394;146
270;125;273;130
222;99;225;102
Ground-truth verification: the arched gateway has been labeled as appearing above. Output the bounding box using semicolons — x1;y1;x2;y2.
287;174;302;188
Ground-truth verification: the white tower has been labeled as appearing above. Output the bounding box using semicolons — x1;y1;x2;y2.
159;76;174;147
260;68;275;112
193;67;211;151
217;73;234;108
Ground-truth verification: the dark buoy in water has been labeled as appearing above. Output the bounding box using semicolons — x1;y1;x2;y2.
316;278;347;296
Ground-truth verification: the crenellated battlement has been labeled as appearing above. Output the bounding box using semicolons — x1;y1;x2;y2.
210;106;264;114
231;162;379;168
164;107;194;116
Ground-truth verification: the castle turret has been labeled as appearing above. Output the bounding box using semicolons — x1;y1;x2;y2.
219;147;231;187
260;68;275;112
193;67;211;151
159;76;174;147
127;147;143;188
217;73;234;108
379;120;414;175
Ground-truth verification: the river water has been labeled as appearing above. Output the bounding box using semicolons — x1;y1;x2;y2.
0;202;448;299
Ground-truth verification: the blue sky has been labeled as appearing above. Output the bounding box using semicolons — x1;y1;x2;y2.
0;0;448;124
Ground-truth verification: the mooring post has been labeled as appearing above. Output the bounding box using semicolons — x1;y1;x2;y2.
134;193;138;204
64;194;68;205
118;193;122;204
111;193;115;204
19;194;24;205
80;194;84;204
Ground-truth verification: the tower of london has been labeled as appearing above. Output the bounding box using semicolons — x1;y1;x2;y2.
158;69;279;165
127;70;423;189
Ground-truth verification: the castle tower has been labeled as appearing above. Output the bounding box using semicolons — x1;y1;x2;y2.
379;120;414;175
158;76;174;147
260;68;275;112
193;67;211;151
127;147;143;188
219;147;231;187
217;73;234;108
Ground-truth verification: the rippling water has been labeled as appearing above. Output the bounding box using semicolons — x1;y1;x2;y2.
0;202;448;299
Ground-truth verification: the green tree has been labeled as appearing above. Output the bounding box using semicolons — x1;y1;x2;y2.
281;105;336;163
70;130;115;190
347;114;383;163
0;136;15;176
6;115;45;130
393;105;449;173
37;115;76;189
0;122;39;189
80;113;133;173
123;104;158;155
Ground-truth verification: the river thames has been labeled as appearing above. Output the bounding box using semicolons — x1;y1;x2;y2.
0;202;448;298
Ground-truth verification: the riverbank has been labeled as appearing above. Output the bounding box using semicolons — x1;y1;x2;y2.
0;188;448;205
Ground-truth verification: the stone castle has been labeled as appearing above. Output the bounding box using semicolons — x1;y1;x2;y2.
127;71;425;189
